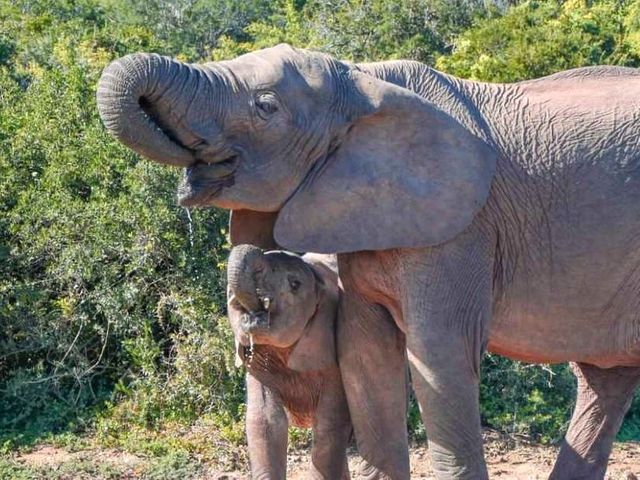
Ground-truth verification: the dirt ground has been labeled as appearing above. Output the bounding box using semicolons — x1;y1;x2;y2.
286;433;640;480
15;433;640;480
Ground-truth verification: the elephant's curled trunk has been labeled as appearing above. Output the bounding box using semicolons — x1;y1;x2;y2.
97;53;198;167
227;245;266;313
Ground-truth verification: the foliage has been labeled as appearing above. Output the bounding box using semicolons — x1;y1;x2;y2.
438;0;640;82
619;392;640;441
0;0;244;449
102;0;274;61
305;0;489;64
210;0;496;63
0;458;40;480
0;450;208;479
479;356;576;443
2;0;640;466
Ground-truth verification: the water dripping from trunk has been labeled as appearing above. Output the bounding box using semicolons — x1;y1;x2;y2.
184;208;194;247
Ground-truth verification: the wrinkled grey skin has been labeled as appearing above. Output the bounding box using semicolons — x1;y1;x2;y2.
98;45;640;479
227;245;350;480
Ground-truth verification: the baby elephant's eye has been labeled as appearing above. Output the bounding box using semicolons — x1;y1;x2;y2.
255;92;279;119
288;276;301;293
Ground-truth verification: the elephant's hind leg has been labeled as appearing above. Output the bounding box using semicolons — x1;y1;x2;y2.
549;362;640;480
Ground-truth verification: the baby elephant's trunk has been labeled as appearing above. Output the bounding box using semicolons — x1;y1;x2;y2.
227;244;265;312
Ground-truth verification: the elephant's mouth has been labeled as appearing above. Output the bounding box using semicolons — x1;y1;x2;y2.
235;332;264;367
177;156;238;207
234;336;252;367
237;341;252;365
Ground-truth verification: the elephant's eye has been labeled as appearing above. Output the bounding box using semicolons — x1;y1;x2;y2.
255;92;279;119
288;276;301;293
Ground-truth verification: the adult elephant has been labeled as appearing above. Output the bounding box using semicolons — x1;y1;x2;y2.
97;45;640;479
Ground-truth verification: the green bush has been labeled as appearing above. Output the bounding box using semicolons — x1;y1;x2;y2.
479;356;575;443
0;0;245;447
437;0;640;82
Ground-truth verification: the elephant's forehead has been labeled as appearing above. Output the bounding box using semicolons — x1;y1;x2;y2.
265;251;307;271
220;50;295;88
218;47;333;95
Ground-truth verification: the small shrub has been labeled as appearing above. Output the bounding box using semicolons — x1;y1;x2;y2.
143;450;202;480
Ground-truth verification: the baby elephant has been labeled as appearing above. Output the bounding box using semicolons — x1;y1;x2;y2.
227;245;351;480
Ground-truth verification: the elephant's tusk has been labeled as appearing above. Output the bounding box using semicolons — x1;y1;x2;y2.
234;339;244;368
247;334;255;366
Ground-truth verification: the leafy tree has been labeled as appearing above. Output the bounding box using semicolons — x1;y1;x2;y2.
0;0;247;446
103;0;274;60
307;0;490;63
210;0;503;64
438;0;640;82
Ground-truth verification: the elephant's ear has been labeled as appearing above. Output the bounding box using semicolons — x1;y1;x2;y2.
274;71;497;253
229;210;280;249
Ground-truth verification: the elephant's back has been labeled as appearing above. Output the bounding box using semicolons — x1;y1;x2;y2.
484;66;640;179
518;65;640;83
516;65;640;115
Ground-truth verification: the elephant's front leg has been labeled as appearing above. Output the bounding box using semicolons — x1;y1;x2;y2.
310;372;352;480
338;290;410;480
404;238;493;479
245;374;288;480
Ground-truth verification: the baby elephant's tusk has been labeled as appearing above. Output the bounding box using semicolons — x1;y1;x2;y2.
262;297;271;310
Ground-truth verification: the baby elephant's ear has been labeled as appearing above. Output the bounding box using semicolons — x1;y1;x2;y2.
308;262;326;288
274;70;497;254
229;210;280;249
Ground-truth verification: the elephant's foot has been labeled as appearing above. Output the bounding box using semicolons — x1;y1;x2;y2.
549;363;640;480
352;458;399;480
